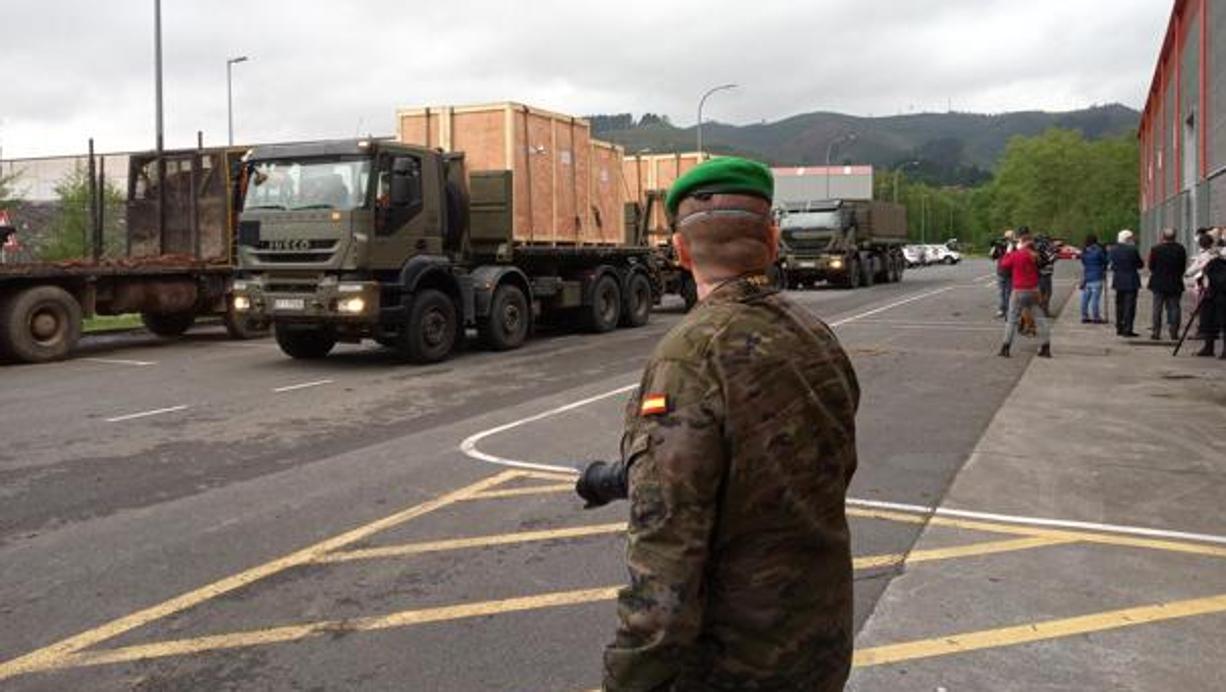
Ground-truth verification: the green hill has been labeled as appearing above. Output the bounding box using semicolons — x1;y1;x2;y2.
591;104;1139;187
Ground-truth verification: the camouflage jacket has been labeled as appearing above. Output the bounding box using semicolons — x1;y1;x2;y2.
604;275;860;692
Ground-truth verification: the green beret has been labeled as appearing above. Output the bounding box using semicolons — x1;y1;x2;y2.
665;156;774;217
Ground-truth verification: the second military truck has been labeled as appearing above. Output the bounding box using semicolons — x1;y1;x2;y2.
232;139;657;362
776;199;908;288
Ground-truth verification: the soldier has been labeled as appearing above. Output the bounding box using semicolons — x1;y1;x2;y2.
575;157;861;691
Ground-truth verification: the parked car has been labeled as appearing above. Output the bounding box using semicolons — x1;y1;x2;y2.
903;245;928;268
926;244;962;264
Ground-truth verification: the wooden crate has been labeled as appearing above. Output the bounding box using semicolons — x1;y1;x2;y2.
622;152;712;245
396;102;625;246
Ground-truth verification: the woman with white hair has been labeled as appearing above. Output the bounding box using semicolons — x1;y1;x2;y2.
1108;230;1144;337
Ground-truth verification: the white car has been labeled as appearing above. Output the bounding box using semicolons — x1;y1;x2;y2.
902;245;927;268
927;244;962;264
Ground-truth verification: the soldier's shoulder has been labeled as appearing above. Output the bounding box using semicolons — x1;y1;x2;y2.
650;299;751;363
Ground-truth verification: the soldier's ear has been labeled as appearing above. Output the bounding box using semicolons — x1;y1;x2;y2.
766;223;781;264
673;232;694;271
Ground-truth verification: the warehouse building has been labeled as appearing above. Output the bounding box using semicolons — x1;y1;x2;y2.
1139;0;1226;248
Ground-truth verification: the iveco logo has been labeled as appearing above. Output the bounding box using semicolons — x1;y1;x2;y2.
266;239;310;251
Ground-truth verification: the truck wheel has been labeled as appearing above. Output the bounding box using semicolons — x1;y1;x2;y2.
619;273;652;328
679;274;698;311
479;283;530;350
583;274;622;332
861;259;875;288
142;311;196;337
0;285;83;364
841;260;860;289
223;307;269;340
399;289;458;363
275;324;336;359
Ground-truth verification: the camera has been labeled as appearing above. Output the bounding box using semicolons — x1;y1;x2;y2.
575;460;630;508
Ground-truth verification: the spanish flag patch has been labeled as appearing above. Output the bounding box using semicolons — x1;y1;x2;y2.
640;393;669;416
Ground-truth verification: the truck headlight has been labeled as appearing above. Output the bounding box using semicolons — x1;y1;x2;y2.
233;295;252;311
337;297;366;314
830;259;845;269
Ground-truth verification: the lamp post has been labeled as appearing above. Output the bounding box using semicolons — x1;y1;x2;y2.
227;55;249;145
893;160;920;203
824;132;856;200
696;83;737;156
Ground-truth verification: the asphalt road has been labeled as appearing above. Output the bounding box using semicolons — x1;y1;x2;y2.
0;259;1071;690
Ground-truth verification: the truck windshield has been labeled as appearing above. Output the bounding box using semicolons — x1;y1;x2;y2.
780;211;840;230
243;158;371;212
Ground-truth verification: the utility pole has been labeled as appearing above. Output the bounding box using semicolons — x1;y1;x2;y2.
696;84;737;156
154;0;166;254
825;133;856;200
893;160;919;203
227;55;249;145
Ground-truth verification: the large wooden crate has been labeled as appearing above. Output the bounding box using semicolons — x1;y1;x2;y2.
622;152;711;245
396;103;625;246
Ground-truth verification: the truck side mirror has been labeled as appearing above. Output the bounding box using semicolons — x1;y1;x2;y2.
390;157;422;208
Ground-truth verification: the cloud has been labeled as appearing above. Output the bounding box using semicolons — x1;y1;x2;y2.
0;0;1168;158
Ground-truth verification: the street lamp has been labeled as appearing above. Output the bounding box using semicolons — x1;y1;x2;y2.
825;132;856;200
696;84;737;156
227;55;249;145
893;160;920;203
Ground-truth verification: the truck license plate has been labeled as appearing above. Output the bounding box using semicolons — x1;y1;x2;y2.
274;298;305;311
799;261;817;269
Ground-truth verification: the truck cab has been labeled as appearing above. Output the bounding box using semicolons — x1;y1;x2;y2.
233;139;655;363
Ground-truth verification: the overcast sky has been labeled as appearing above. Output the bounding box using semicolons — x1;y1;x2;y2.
0;0;1171;159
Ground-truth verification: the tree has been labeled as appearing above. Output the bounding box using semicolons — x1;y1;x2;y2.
980;129;1137;244
40;162;125;261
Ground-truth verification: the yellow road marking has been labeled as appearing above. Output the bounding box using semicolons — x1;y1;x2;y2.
854;592;1226;667
465;483;575;500
0;470;524;682
852;507;1226;559
52;587;622;672
854;535;1076;570
520;470;578;483
317;523;629;563
13;534;1066;675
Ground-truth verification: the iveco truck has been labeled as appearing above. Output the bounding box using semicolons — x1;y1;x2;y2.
776;199;908;289
232;140;657;362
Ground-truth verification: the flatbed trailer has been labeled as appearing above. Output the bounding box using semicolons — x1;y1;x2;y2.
0;146;264;364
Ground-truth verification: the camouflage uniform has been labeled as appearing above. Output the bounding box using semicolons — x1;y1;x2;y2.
604;274;860;691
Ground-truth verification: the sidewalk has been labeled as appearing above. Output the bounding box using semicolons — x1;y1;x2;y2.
848;289;1226;691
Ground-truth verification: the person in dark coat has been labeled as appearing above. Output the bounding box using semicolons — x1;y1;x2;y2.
1108;229;1144;337
1147;228;1187;340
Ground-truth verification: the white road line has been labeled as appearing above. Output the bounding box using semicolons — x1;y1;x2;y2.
458;382;1226;546
105;405;190;423
847;498;1226;546
272;379;334;393
83;358;157;367
829;286;955;327
459;384;639;474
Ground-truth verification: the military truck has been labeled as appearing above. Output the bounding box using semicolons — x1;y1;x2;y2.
776;199;908;289
231;139;657;362
0;145;264;364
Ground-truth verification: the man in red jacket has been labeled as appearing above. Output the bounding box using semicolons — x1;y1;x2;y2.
999;229;1052;358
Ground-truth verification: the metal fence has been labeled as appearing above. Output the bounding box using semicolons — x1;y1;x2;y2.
1;149;134;264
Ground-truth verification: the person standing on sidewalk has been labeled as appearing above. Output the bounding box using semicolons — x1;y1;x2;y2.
991;229;1018;318
1147;228;1187;341
999;230;1051;359
1109;230;1144;337
1080;234;1108;323
1186;231;1226;357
